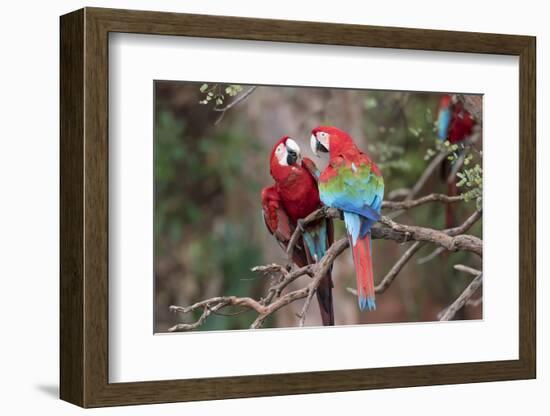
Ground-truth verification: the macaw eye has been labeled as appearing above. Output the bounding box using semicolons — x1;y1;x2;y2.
276;145;283;153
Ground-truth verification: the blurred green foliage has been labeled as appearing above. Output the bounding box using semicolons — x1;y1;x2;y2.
155;104;267;331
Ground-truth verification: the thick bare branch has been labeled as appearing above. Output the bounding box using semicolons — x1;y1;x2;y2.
169;206;482;331
287;193;471;260
377;213;482;256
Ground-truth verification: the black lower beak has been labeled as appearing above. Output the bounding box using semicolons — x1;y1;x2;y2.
316;140;329;154
287;149;298;165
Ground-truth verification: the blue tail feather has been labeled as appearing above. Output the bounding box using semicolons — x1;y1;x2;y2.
344;212;374;245
359;295;376;311
303;222;328;262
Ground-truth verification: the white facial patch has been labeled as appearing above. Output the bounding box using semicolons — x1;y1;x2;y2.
311;132;329;157
274;143;288;166
285;138;300;154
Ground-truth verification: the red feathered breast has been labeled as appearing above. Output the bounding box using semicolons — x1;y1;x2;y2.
277;166;321;223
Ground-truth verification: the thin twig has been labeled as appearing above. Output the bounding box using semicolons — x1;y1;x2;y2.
466;297;483;307
212;86;257;125
439;265;483;321
298;287;317;327
213;86;257;112
406;150;448;200
416;247;445;265
375;241;426;293
387;188;411;200
382;193;463;211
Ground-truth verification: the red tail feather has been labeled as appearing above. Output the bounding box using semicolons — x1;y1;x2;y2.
351;236;376;311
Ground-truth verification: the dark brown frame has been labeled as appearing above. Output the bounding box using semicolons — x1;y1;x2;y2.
60;7;536;408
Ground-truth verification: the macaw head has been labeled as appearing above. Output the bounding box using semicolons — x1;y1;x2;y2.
439;94;453;110
269;136;302;179
310;126;356;158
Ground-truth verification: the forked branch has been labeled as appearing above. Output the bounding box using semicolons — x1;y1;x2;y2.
169;202;482;331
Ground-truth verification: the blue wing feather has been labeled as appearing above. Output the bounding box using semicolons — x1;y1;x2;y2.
321;173;383;221
320;162;384;241
438;108;451;140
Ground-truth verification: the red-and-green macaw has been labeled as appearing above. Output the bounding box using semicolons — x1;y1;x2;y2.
437;94;474;144
261;136;335;325
311;126;384;311
437;94;475;227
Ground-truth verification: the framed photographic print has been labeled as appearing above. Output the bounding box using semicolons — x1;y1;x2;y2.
60;7;536;408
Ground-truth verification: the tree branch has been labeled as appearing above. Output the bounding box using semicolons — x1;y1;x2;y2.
406;150;448;200
439;265;483;321
286;193;472;261
298;287;317;327
382;193;463;211
377;211;482;256
375;241;426;293
169;204;481;331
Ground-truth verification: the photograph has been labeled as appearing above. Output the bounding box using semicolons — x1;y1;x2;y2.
154;81;483;332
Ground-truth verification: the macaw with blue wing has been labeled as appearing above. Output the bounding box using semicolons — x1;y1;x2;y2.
437;94;475;227
311;126;384;311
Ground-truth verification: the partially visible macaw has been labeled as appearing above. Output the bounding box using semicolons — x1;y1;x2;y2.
310;126;384;311
437;94;475;227
261;136;335;325
437;94;474;144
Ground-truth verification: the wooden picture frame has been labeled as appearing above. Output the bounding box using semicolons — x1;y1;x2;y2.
60;7;536;408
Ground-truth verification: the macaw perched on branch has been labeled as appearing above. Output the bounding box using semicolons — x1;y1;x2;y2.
311;126;384;311
261;136;335;325
437;94;475;227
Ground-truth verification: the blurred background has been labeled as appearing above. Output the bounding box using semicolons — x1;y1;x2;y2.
154;81;482;332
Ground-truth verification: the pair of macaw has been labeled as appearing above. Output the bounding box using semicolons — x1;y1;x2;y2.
261;127;384;326
437;94;475;227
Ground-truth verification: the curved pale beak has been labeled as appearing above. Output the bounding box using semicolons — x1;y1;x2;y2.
310;134;319;157
285;138;302;165
310;133;329;158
